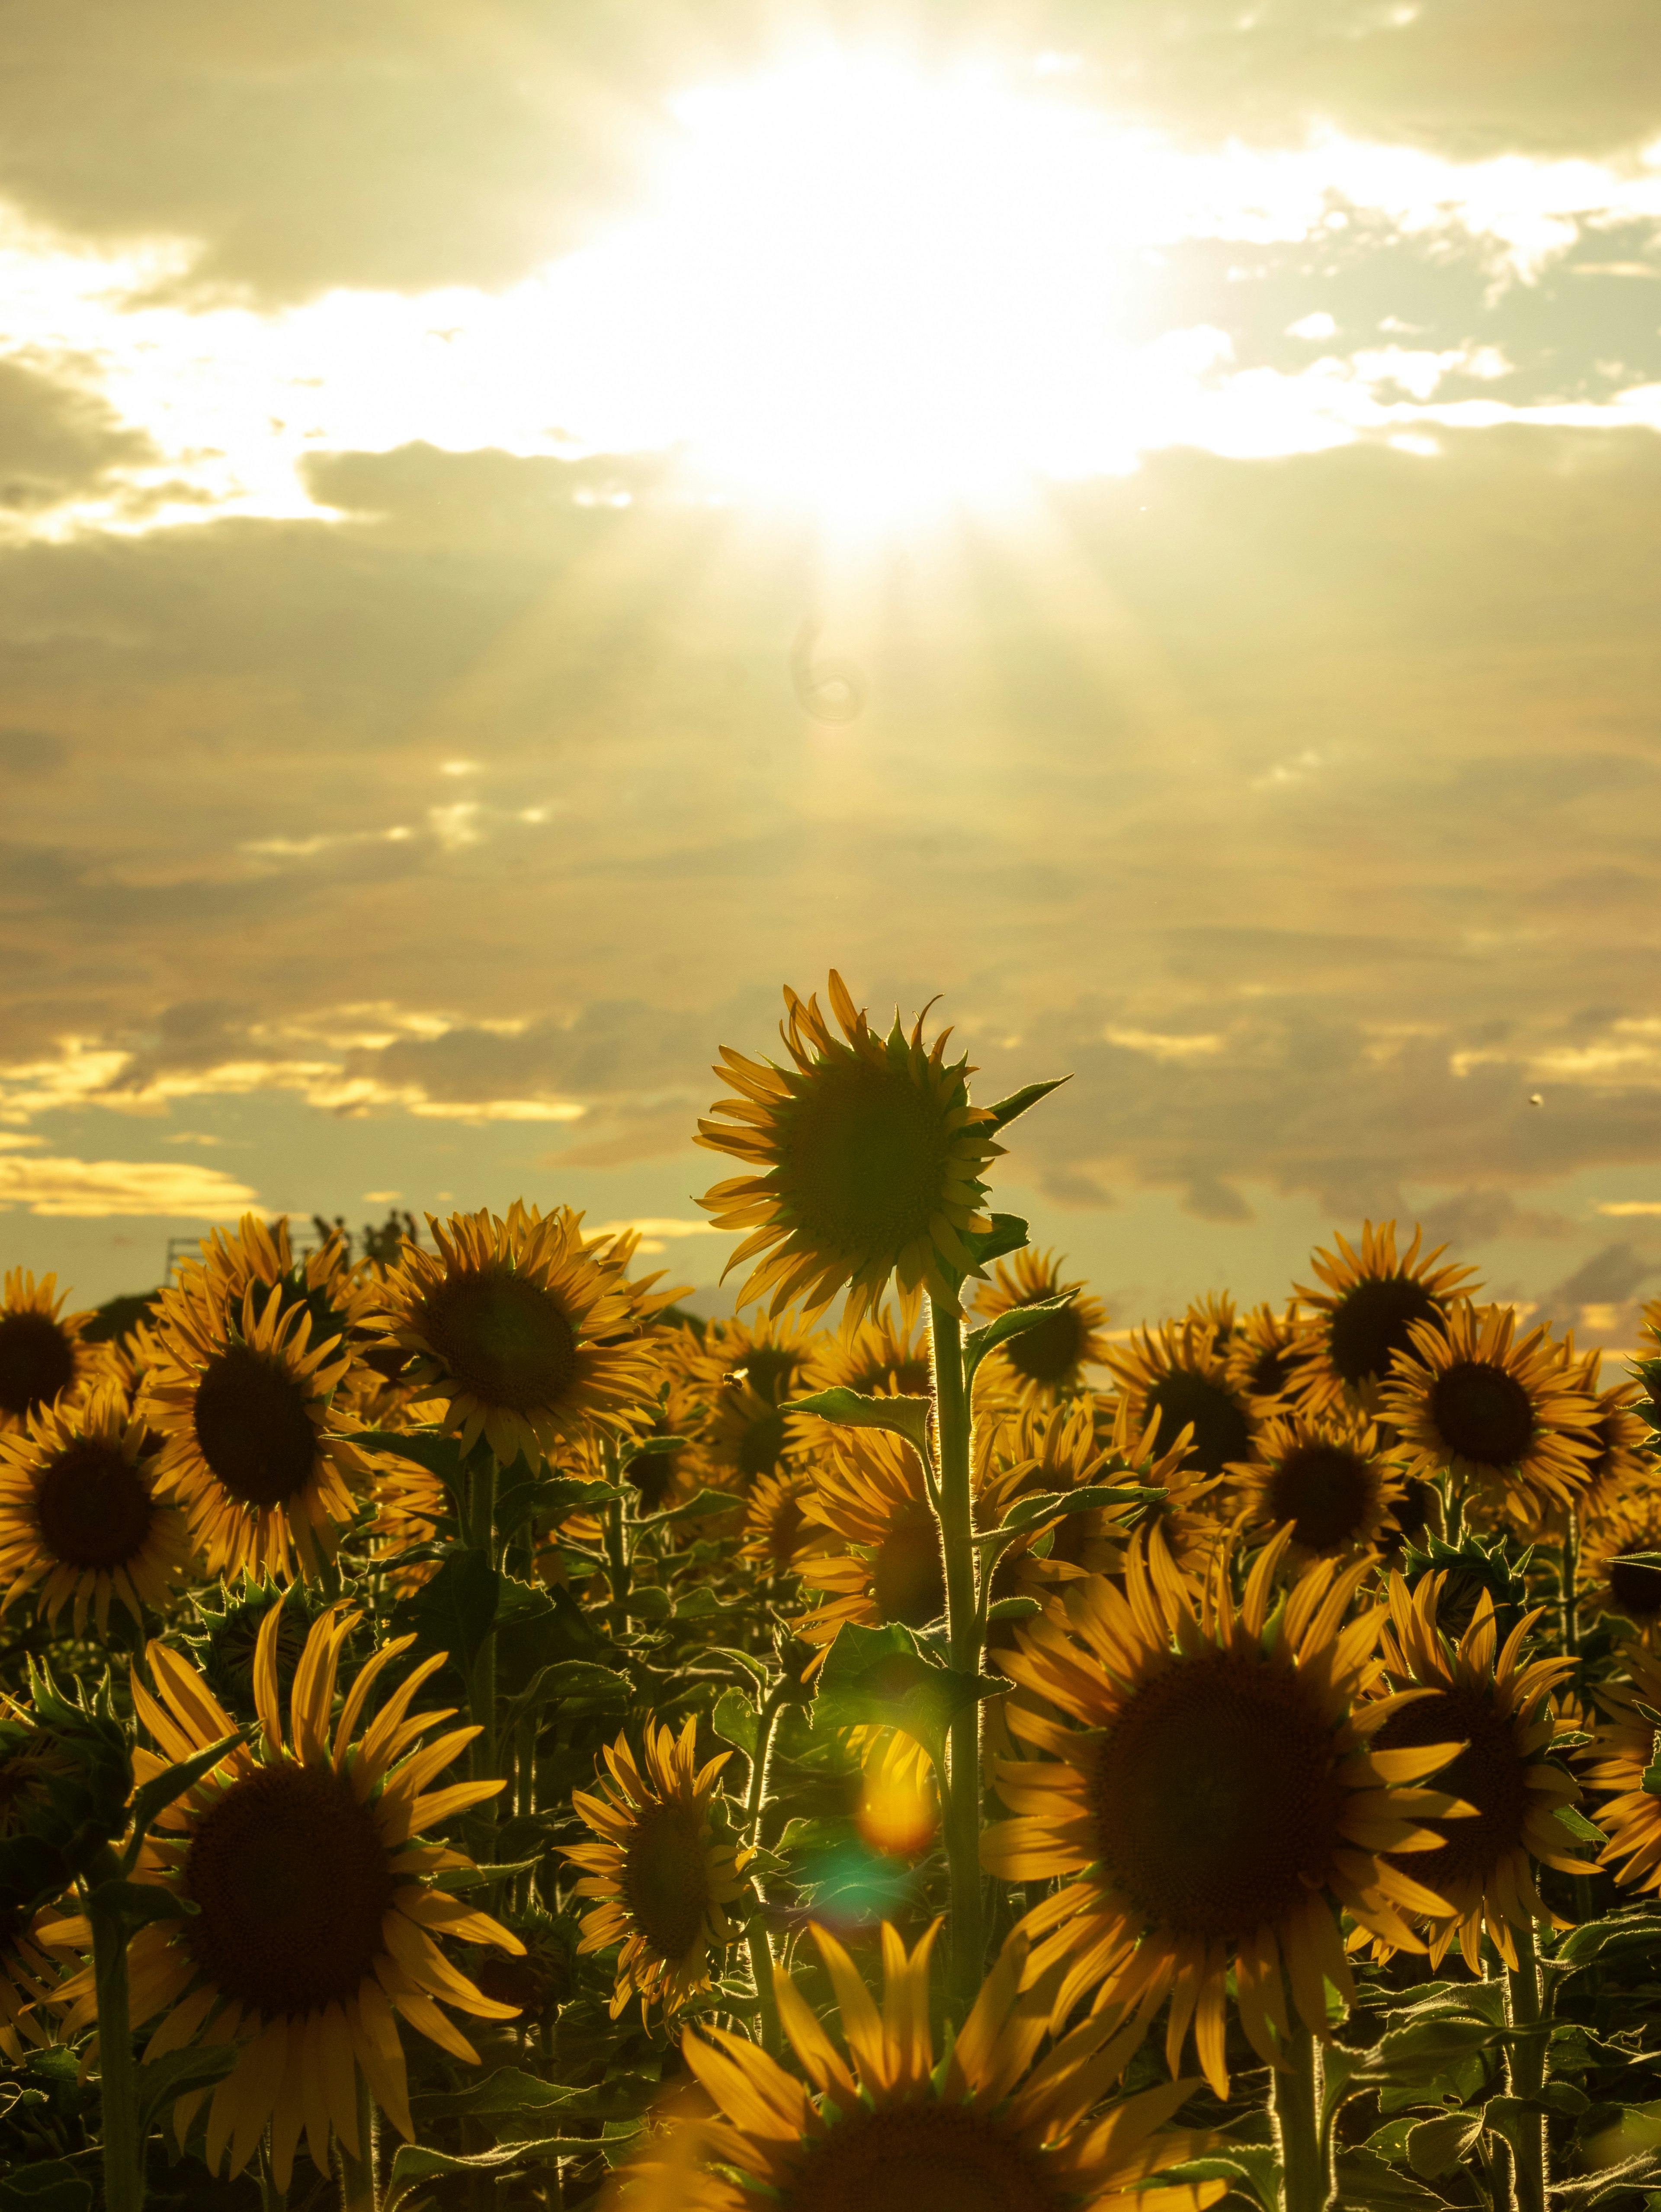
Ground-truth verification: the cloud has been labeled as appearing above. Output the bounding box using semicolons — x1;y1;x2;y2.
0;354;155;514
0;1152;258;1217
1416;1188;1581;1247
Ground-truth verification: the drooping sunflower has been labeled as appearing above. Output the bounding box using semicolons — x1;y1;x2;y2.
796;1429;956;1656
982;1531;1467;2095
971;1249;1113;1405
1234;1409;1404;1563
0;1271;92;1433
1104;1319;1260;1481
1294;1220;1478;1415
1563;1344;1654;1527
563;1718;752;2020
1581;1640;1661;1895
1380;1302;1598;1525
620;1919;1223;2212
142;1277;372;1581
0;1386;193;1636
1366;1572;1584;1971
1226;1301;1316;1412
50;1604;522;2188
696;971;1004;1326
370;1204;664;1466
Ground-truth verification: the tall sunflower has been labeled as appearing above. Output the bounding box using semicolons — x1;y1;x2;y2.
1226;1301;1316;1411
1104;1319;1260;1481
620;1920;1222;2212
972;1249;1113;1405
1582;1640;1661;1896
49;1604;521;2188
563;1718;752;2020
0;1386;193;1636
796;1429;957;1655
1367;1572;1583;1971
143;1278;371;1582
1235;1409;1403;1563
982;1532;1467;2095
1294;1220;1477;1415
371;1204;663;1466
1379;1302;1598;1525
0;1271;92;1433
696;971;1003;1326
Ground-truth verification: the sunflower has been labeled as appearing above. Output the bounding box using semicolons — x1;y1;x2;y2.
1096;1399;1229;1579
1294;1220;1478;1415
696;971;1004;1326
972;1250;1113;1405
1235;1409;1403;1563
171;1213;381;1370
740;1469;829;1576
1185;1291;1237;1345
1563;1344;1654;1526
0;1386;193;1636
0;1271;92;1433
1379;1302;1598;1525
1226;1301;1316;1411
1581;1640;1661;1896
619;1919;1223;2212
978;1401;1142;1622
563;1718;752;2020
1104;1319;1260;1481
143;1277;372;1582
1367;1572;1582;1971
982;1531;1467;2095
1580;1495;1661;1636
0;1907;72;2061
49;1603;522;2188
370;1204;664;1467
796;1429;955;1656
802;1308;934;1399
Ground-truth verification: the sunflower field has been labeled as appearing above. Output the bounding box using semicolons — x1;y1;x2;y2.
3;972;1661;2212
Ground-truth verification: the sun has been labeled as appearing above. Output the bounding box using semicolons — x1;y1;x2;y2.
546;57;1133;522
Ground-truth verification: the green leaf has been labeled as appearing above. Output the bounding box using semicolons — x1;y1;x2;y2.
639;1487;740;1528
394;1547;498;1673
1155;2154;1278;2212
1555;1909;1661;1971
1556;1804;1609;1846
670;1586;727;1619
356;1428;468;1492
520;1661;631;1714
981;1077;1071;1134
87;1878;198;1930
712;1688;759;1758
782;1389;933;1463
135;2043;240;2137
811;1621;1010;1769
957;1213;1030;1273
430;1857;542;1892
495;1580;608;1685
984;1597;1041;1623
0;2162;91;2212
963;1293;1075;1380
1334;2148;1444;2206
984;1484;1157;1539
628;1586;672;1621
385;2138;599;2209
124;1732;241;1860
1405;2110;1485;2177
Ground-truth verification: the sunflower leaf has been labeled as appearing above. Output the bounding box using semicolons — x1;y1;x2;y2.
712;1687;760;1758
981;1077;1071;1134
0;2159;92;2212
782;1388;933;1463
1555;1803;1608;1846
962;1291;1076;1381
956;1213;1031;1273
1333;2147;1445;2206
355;1428;469;1495
393;1547;499;1674
984;1596;1042;1622
636;1487;741;1529
1404;2110;1486;2177
132;2044;241;2139
811;1620;1010;1769
984;1485;1159;1538
123;1731;241;1864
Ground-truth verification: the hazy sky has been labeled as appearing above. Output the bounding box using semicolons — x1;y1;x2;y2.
2;1;1659;1337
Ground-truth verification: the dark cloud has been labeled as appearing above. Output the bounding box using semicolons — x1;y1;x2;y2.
1534;1239;1661;1328
0;728;69;776
0;356;154;511
1416;1188;1581;1248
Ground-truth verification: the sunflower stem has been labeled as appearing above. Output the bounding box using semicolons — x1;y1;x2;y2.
88;1855;144;2212
1505;1923;1548;2212
929;1292;985;2014
467;1451;500;1874
744;1678;791;2058
1271;2020;1330;2212
1559;1509;1580;1661
338;2072;377;2212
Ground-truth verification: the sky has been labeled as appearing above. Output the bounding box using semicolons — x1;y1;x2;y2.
1;0;1659;1341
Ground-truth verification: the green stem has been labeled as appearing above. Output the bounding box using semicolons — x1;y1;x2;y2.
929;1293;984;2015
744;1681;792;2059
258;2133;288;2212
1271;2020;1330;2212
467;1452;500;1871
602;1483;632;1634
337;2071;377;2212
1560;1511;1580;1662
88;1860;144;2212
1506;1924;1547;2212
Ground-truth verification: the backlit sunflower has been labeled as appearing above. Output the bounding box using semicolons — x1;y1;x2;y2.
1096;1399;1229;1579
972;1249;1113;1405
1582;1640;1661;1895
1226;1301;1317;1411
1294;1220;1477;1415
143;1278;372;1582
50;1604;522;2189
740;1469;828;1576
170;1214;381;1382
1563;1345;1654;1526
622;1374;708;1515
0;1908;71;2060
1367;1572;1583;1971
1104;1319;1260;1481
696;971;1003;1326
1379;1302;1598;1525
796;1429;957;1655
622;1920;1222;2212
978;1401;1142;1625
563;1717;752;2020
982;1531;1467;2095
0;1271;92;1434
371;1204;663;1466
0;1386;193;1636
1581;1497;1661;1636
802;1308;934;1399
1235;1409;1403;1563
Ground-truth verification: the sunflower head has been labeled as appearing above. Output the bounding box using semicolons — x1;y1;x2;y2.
1226;1300;1317;1410
1295;1220;1479;1412
1237;1409;1402;1562
0;1271;92;1432
1564;1345;1655;1523
1105;1319;1260;1481
803;1308;934;1399
797;1429;952;1652
563;1716;752;2020
186;1576;340;1718
1581;1498;1661;1636
740;1469;826;1575
697;972;1004;1326
972;1248;1113;1404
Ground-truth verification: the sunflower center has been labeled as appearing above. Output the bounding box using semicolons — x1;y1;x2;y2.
34;1441;154;1569
621;1800;712;1960
767;1493;805;1569
1327;1275;1443;1387
731;1347;800;1401
183;1761;394;2014
780;2100;1059;2212
776;1055;956;1259
193;1344;319;1508
1375;1686;1530;1893
1266;1444;1376;1554
1089;1649;1344;1942
1249;1343;1297;1398
1608;1551;1661;1621
1145;1370;1251;1477
871;1505;946;1628
1004;1305;1086;1387
736;1405;787;1482
1428;1361;1535;1467
627;1449;680;1512
0;1312;76;1419
418;1268;580;1413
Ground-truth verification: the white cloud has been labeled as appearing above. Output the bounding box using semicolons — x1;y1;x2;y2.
1287;311;1337;338
0;1153;258;1217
